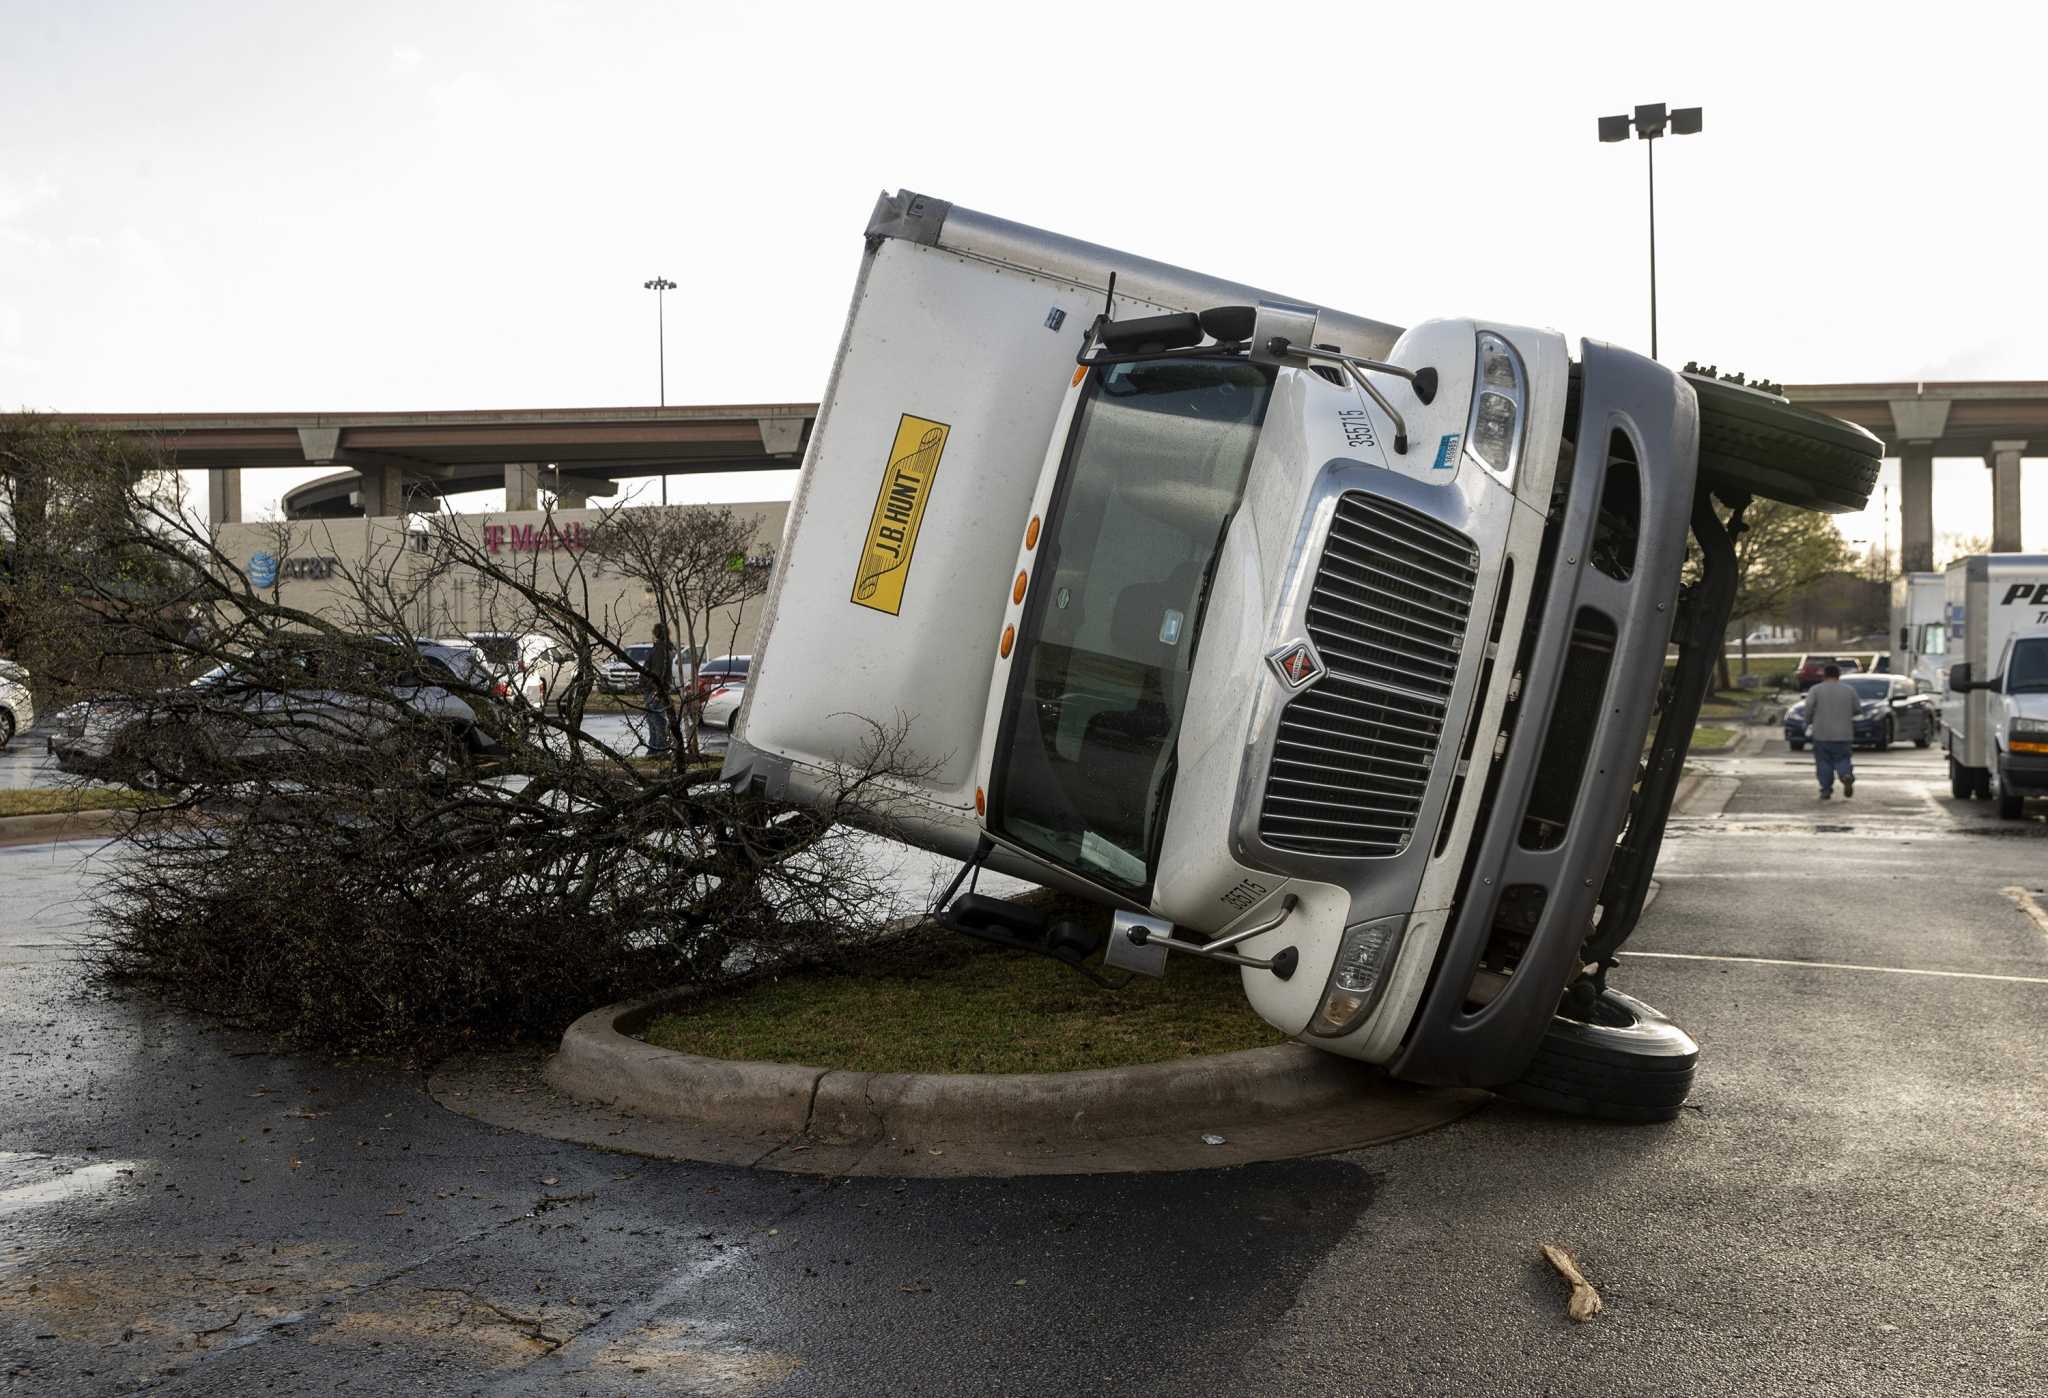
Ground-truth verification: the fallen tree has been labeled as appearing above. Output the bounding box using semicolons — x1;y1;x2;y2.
2;420;924;1060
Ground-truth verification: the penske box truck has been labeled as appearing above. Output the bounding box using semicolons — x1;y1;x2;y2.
724;190;1882;1120
1889;570;1947;691
1941;553;2048;817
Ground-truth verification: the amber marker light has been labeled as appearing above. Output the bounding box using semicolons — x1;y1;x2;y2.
1071;366;1087;387
1025;516;1041;549
1000;625;1015;658
975;787;986;816
1012;571;1028;604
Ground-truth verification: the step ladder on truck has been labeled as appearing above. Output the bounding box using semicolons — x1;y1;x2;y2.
722;190;1885;1122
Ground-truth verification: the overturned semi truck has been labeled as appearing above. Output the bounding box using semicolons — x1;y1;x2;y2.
722;190;1883;1121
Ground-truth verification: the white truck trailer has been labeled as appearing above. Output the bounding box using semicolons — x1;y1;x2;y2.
1940;553;2048;817
725;190;1882;1120
1889;570;1946;690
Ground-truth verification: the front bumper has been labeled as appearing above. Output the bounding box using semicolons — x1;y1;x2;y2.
1389;341;1700;1090
2001;749;2048;795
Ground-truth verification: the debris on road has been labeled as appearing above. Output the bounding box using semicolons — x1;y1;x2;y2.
1541;1244;1603;1322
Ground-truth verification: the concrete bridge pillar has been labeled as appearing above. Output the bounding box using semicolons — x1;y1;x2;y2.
1988;441;2026;552
1899;447;1935;573
505;463;542;511
206;468;243;528
354;465;410;519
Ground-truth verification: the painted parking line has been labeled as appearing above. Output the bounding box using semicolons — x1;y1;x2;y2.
1622;950;2048;987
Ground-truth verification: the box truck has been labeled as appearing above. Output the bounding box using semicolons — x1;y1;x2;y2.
1941;553;2048;817
1889;571;1946;690
724;190;1882;1120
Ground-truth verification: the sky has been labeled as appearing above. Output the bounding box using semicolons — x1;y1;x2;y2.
4;0;2045;558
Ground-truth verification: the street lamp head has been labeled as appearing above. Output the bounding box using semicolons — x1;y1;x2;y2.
1670;106;1703;136
643;276;676;292
1598;113;1632;143
1633;102;1668;138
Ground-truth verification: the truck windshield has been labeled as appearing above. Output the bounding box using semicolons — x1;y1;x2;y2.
990;357;1275;893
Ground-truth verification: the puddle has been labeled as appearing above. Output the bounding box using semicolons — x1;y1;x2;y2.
0;1151;138;1216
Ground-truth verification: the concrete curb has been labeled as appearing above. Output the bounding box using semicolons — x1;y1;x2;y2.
522;983;1485;1174
0;808;135;849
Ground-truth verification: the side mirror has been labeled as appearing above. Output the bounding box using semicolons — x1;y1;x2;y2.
1948;663;1973;693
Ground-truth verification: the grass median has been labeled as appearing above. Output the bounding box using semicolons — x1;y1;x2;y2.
0;787;166;818
640;911;1287;1075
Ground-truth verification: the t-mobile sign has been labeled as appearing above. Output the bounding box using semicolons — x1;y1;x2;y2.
484;521;590;554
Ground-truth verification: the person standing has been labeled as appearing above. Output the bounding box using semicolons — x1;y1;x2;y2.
1806;663;1857;799
644;622;675;757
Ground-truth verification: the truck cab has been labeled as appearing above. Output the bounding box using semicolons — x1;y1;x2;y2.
726;190;1881;1118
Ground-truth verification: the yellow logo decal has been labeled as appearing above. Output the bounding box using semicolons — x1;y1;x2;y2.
851;414;949;615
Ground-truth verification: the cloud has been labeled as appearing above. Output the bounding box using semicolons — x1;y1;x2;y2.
0;173;58;227
388;44;425;75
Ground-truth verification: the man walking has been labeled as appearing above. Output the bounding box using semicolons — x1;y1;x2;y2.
1806;663;1857;799
644;621;675;757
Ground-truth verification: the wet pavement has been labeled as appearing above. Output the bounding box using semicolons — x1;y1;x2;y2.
2;729;2045;1395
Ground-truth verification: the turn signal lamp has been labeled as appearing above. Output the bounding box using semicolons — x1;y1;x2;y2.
1310;916;1409;1038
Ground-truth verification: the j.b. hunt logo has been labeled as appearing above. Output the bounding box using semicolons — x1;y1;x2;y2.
851;414;950;616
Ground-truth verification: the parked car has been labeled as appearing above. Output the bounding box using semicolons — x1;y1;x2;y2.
49;637;492;789
1794;654;1862;690
0;660;32;750
596;641;701;698
455;631;576;709
1783;673;1935;751
597;643;655;695
690;654;750;701
700;682;746;733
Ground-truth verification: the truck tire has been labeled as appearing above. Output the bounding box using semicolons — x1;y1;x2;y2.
1950;756;1971;799
1496;988;1698;1123
1688;374;1884;513
1994;766;2025;821
1874;718;1893;751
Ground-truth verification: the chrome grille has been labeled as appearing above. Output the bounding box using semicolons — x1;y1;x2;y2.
1260;493;1479;857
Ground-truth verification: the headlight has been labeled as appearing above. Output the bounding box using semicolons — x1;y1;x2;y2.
2012;717;2048;737
1308;915;1409;1038
1788;704;1806;720
1464;331;1527;478
1859;701;1882;716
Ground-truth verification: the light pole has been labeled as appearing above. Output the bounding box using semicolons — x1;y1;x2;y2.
643;276;676;505
1598;103;1701;361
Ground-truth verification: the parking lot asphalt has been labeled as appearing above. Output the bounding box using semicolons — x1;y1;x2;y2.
2;732;2044;1396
